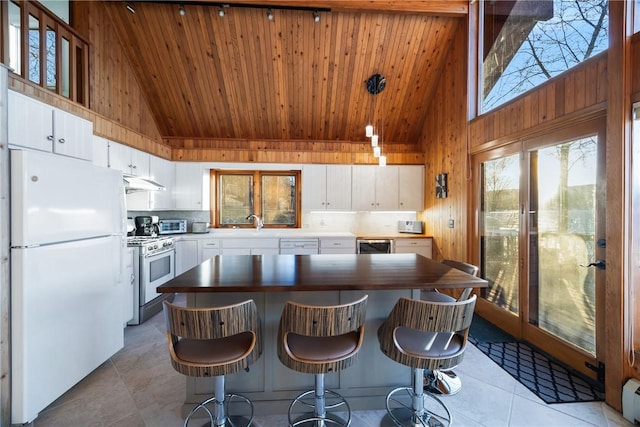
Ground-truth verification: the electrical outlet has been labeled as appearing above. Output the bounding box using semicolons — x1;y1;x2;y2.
448;219;455;228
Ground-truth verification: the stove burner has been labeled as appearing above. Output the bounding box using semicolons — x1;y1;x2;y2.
127;236;175;255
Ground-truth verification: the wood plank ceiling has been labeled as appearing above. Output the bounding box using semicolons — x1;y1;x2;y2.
104;1;464;153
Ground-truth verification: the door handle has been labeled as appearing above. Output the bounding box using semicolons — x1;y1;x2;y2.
581;260;606;270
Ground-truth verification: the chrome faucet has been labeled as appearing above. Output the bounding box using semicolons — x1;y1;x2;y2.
246;214;264;230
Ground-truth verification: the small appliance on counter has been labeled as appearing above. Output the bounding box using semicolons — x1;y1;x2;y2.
192;222;209;233
158;219;187;234
398;220;424;234
135;216;157;236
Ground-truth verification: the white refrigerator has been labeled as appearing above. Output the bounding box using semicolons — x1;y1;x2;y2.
10;149;126;424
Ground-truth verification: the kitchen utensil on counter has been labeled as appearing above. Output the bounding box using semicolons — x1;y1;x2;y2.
135;216;155;236
192;222;209;233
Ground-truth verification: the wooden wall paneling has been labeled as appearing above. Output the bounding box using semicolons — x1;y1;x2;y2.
420;23;467;263
469;53;607;152
72;2;163;148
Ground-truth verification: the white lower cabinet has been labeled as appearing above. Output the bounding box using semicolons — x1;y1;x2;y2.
319;237;356;254
199;239;221;263
394;238;432;258
176;239;199;275
221;238;280;255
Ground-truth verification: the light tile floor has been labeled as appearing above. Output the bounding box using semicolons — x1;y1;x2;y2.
33;294;633;427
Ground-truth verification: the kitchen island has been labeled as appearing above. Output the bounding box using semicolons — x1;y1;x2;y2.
157;254;487;415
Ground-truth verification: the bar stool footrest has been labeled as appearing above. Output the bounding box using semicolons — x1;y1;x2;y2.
184;393;254;427
288;389;352;427
385;386;452;427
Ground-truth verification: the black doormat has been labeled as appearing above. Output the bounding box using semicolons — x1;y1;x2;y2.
469;316;605;404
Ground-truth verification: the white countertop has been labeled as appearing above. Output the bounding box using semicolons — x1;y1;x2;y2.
172;230;355;239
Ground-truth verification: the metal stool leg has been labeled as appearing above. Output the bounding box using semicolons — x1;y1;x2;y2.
184;375;254;427
385;368;452;427
288;373;352;427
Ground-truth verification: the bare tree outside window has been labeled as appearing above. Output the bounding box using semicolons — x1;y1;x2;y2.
482;0;608;112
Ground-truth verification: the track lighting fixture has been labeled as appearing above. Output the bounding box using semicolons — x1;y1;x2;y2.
218;6;225;16
125;2;136;14
313;10;320;23
178;4;186;16
267;8;274;20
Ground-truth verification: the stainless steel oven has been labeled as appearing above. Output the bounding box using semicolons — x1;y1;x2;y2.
127;237;175;325
356;239;393;254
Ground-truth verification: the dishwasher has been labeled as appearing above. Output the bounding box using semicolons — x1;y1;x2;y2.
280;238;320;254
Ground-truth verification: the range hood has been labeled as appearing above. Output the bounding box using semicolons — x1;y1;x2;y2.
123;174;166;193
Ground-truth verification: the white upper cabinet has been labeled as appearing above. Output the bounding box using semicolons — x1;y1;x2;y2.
9;90;93;161
92;136;110;168
351;165;399;211
52;109;93;161
109;141;149;177
302;165;351;211
149;155;175;210
398;166;424;211
175;162;209;210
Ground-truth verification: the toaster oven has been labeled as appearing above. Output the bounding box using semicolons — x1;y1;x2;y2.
158;219;187;234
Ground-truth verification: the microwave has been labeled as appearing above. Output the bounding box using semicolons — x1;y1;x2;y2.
158;219;187;234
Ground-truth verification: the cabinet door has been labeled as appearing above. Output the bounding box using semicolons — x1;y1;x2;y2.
108;141;132;173
398;166;424;211
130;149;149;178
122;248;135;324
175;162;207;210
199;239;221;263
325;165;351;210
92;136;110;168
375;166;399;210
8;91;54;152
149;155;175;210
394;238;432;258
351;166;377;210
176;240;199;275
302;165;327;210
319;237;356;254
53;108;93;161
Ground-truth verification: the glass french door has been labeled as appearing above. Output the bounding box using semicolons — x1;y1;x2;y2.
475;118;606;380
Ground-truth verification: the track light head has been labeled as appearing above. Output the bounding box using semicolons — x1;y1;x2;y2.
313;10;320;23
178;4;186;16
125;2;136;14
267;8;274;20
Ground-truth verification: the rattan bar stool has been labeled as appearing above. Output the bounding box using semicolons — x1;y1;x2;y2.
163;299;262;427
377;295;477;427
277;295;368;427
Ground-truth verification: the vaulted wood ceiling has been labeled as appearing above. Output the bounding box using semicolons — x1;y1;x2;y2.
103;1;466;151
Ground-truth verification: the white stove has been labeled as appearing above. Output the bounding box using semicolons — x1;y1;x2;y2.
126;236;176;325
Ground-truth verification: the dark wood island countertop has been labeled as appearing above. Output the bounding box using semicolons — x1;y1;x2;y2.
157;253;488;293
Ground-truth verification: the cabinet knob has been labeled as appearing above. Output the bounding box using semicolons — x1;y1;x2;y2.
47;135;54;141
58;138;65;144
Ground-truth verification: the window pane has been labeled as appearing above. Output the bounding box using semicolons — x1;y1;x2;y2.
61;36;70;97
9;1;21;75
28;14;40;84
530;138;597;354
219;175;253;226
46;26;56;90
261;175;296;225
36;0;69;24
482;0;608;112
480;155;520;315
